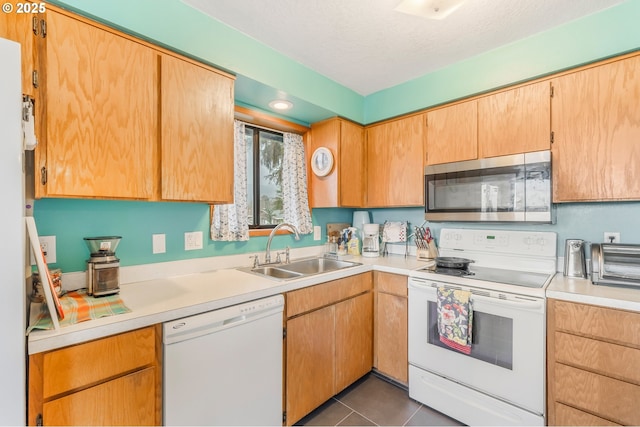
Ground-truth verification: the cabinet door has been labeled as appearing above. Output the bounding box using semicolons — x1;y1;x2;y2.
335;292;373;392
309;118;364;208
161;54;234;202
366;113;425;207
552;55;640;201
43;367;156;426
375;292;408;384
478;81;551;158
339;120;365;207
426;100;477;165
286;305;335;425
43;10;157;199
309;118;340;207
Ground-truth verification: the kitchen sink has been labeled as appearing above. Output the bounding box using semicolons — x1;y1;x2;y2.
238;257;361;280
250;266;303;280
282;257;359;275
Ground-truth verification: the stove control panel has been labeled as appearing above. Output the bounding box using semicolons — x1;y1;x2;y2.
439;228;556;257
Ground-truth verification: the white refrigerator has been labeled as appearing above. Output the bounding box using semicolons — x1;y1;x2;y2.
0;37;27;425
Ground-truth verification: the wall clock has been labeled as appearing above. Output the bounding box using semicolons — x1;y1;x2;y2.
311;147;334;177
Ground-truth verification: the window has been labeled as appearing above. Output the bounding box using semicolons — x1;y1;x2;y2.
245;125;284;228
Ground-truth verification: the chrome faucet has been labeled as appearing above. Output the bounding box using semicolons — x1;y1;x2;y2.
264;223;300;264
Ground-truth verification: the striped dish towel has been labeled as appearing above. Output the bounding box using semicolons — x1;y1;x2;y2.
436;287;473;354
27;289;131;334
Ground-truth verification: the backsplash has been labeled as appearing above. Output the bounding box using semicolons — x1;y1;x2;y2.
33;199;350;273
369;201;640;257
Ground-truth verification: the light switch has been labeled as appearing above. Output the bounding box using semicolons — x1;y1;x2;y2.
153;234;166;254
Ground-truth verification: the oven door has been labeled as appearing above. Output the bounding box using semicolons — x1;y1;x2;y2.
408;277;545;415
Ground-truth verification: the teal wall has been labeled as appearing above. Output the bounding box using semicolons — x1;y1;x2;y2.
368;203;640;258
37;1;640;273
34;199;351;272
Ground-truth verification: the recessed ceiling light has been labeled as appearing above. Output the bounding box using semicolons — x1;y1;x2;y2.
394;0;466;20
269;100;293;110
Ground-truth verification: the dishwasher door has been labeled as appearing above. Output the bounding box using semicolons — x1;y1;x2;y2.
163;294;284;426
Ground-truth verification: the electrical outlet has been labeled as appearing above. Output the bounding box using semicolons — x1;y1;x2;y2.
31;235;56;264
313;225;321;241
152;234;166;254
604;232;620;244
184;231;203;251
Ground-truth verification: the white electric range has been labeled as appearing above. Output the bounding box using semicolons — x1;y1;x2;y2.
408;228;557;426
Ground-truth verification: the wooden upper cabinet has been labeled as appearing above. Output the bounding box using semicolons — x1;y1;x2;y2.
366;113;426;207
160;54;234;203
426;100;477;165
41;9;157;199
309;118;364;208
478;81;551;158
551;55;640;202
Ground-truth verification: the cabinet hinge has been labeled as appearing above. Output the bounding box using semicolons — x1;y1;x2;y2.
283;411;286;423
283;327;286;339
550;85;554;98
32;16;39;36
32;70;39;89
40;19;47;38
40;166;47;185
36;414;43;426
550;131;554;144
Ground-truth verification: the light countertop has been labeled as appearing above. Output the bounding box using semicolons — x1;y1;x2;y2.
547;274;640;312
28;252;426;354
29;250;640;355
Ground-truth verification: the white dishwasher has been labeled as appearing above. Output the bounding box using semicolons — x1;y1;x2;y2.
163;294;284;426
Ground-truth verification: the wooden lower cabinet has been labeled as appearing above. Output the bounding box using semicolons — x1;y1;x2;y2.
336;292;374;391
285;273;373;425
286;305;336;425
373;272;408;384
43;368;156;426
547;299;640;426
28;325;162;426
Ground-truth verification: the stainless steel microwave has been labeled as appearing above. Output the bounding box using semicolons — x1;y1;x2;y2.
424;150;554;222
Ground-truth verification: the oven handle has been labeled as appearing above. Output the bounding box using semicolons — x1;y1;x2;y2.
409;278;545;312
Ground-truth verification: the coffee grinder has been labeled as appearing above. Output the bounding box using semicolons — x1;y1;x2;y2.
84;236;122;296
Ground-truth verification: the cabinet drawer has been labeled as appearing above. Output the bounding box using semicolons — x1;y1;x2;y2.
555;402;620;426
42;326;156;398
555;363;640;425
374;271;407;296
555;331;640;384
286;273;372;318
554;300;640;347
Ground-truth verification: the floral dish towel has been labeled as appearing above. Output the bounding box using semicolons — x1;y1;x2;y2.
437;287;473;354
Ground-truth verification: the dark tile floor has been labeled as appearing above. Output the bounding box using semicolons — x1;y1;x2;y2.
296;373;464;426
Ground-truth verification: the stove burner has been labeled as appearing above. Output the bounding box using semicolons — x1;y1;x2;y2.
435;267;475;277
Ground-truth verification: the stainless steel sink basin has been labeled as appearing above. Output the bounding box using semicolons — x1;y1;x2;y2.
238;257;361;280
282;258;359;275
250;266;303;280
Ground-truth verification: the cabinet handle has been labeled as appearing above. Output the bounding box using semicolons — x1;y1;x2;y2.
40;167;47;185
36;414;43;426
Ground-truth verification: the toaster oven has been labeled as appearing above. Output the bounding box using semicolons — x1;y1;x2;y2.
591;243;640;289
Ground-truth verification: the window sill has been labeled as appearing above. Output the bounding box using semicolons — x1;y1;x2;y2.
249;229;292;237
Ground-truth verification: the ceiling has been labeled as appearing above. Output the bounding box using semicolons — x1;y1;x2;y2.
182;0;624;96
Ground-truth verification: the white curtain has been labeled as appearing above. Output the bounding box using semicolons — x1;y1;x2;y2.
282;132;313;234
211;120;250;241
